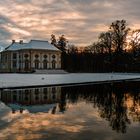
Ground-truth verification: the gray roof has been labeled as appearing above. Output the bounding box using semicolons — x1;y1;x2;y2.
0;45;4;52
5;42;27;51
4;40;60;52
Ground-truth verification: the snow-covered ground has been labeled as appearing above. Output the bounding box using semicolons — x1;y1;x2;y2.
0;73;140;89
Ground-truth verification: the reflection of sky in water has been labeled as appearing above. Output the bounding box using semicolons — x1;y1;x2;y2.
0;102;112;140
0;85;140;140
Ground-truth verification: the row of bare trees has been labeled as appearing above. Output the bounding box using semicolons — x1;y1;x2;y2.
51;20;140;72
89;20;140;57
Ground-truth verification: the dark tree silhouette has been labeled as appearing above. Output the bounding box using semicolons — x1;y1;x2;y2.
67;44;78;54
99;32;112;61
129;29;140;57
50;34;57;46
110;20;130;53
49;20;140;73
58;35;68;52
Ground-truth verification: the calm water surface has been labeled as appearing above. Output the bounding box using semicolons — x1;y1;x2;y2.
0;83;140;140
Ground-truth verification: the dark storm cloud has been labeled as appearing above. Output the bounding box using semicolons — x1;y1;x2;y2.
0;0;140;47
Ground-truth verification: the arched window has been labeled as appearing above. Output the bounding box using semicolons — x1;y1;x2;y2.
52;60;56;69
34;60;39;69
25;60;29;70
43;60;48;69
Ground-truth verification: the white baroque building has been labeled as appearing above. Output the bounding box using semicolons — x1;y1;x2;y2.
0;40;61;72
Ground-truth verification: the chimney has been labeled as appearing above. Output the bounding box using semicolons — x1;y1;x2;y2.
19;40;23;44
12;40;15;44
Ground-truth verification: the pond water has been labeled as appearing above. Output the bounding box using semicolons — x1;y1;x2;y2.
0;83;140;140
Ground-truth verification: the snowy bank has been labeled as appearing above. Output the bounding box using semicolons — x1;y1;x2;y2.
0;73;140;89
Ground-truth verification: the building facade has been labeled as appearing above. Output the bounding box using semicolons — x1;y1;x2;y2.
0;40;61;72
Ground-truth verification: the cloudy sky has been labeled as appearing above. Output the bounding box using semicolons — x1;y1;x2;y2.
0;0;140;47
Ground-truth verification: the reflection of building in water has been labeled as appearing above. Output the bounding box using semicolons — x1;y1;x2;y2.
0;87;61;105
0;87;61;113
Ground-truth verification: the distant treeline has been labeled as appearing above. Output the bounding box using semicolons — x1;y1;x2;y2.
51;20;140;72
61;51;139;72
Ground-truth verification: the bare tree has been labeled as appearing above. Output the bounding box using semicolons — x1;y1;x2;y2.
89;42;105;54
50;34;57;46
129;29;140;56
99;32;112;53
58;35;68;52
67;44;78;54
110;20;130;53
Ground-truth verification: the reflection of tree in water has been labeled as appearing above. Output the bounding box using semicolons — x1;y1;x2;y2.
61;83;140;133
59;88;67;113
1;82;140;133
97;86;130;133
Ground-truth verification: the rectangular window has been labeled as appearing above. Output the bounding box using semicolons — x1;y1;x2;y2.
43;88;48;94
5;54;8;61
13;61;17;68
13;53;17;59
35;89;39;94
1;54;3;62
